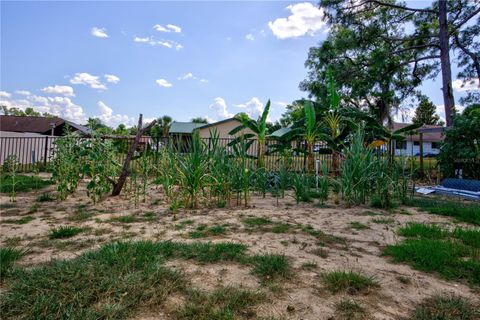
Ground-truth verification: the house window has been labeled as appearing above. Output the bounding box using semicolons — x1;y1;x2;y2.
413;141;420;146
396;141;407;149
432;142;440;149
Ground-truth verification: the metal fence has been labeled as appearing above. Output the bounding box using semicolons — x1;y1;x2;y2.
0;136;438;176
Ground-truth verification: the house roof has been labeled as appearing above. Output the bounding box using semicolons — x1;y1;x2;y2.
196;117;238;130
268;127;292;138
392;122;445;142
169;121;206;134
0;115;91;136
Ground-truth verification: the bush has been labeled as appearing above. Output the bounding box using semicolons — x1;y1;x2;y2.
438;104;480;179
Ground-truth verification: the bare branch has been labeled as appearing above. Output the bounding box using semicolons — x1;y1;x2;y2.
397;55;441;67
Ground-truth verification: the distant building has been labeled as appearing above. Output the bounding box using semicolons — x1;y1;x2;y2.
169;118;255;139
392;122;445;157
0;115;90;137
0;115;90;166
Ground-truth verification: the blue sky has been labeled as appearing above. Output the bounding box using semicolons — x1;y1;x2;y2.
0;1;476;127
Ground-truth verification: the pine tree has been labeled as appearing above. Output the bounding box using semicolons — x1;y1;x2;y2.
412;97;444;126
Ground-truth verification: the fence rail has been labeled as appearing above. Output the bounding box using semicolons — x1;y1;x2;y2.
0;136;438;175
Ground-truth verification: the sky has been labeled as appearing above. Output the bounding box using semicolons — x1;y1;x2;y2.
0;1;478;128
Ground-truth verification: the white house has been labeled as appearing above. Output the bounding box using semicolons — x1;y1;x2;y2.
393;123;444;156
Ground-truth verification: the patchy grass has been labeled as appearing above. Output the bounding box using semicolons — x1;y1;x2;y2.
174;219;195;230
0;241;287;319
0;247;25;280
371;218;395;225
407;197;480;226
322;270;378;294
350;221;369;230
175;286;264;320
188;224;229;238
302;225;347;249
335;298;366;320
385;224;480;285
36;192;55;202
0;174;53;193
242;217;272;227
49;226;84;239
28;203;39;213
68;207;94;221
410;294;479;320
3;215;34;225
249;254;290;282
301;261;318;270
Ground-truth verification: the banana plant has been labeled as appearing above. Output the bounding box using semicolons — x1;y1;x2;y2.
229;100;271;168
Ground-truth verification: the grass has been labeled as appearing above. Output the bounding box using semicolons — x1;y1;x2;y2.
0;247;25;280
242;217;271;227
407;197;480;226
350;221;369;230
322;270;378;294
242;217;293;234
249;254;290;282
174;219;195;230
36;192;55;202
175;286;264;320
49;226;84;239
335;298;366;320
302;225;347;249
68;207;94;221
411;294;479;320
28;203;39;213
385;223;480;285
0;241;288;319
188;224;229;238
371;218;395;225
0;174;53;193
3;215;34;225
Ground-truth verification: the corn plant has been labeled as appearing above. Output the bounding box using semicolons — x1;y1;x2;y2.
52;128;82;201
291;173;311;204
3;155;19;202
207;130;233;207
229;134;254;207
317;163;329;204
175;133;210;209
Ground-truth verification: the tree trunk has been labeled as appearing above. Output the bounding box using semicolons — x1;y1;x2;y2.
438;0;455;127
111;114;157;196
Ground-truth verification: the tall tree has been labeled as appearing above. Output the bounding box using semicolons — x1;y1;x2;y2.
319;0;480;126
411;96;444;126
191;117;209;124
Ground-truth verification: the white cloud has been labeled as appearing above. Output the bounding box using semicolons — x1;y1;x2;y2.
178;72;194;80
153;24;182;33
0;93;87;123
156;79;172;88
209;97;234;120
97;101;135;127
245;33;255;41
70;72;107;90
452;78;479;92
104;74;120;84
268;2;327;39
236;97;271;121
133;36;183;50
16;90;31;96
41;85;75;97
91;27;109;38
0;91;11;98
177;72;208;83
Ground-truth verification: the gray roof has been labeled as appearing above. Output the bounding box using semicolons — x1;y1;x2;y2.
169;121;206;134
269;127;292;138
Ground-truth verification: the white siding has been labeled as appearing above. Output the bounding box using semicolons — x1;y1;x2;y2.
394;141;440;156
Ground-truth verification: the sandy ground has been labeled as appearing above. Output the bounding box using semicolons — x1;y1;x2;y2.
1;181;479;320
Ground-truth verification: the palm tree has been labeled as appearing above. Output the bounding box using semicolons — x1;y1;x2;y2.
159;115;173;137
229;100;271;168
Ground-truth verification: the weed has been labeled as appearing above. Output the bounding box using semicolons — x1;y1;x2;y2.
0;247;25;280
270;223;291;233
3;236;23;247
243;217;272;227
411;294;479;320
174;219;195;230
0;173;53;194
109;215;138;223
28;203;39;213
371;218;395;225
301;261;318;270
396;275;411;284
68;207;94;221
310;247;329;258
322;270;378;294
398;222;446;239
3;216;34;225
36;192;55;202
350;221;369;230
49;226;84;239
335;298;366;320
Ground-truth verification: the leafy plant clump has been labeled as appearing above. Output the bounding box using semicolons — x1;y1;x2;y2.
0;174;53;194
322;270;378;294
49;226;84;239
